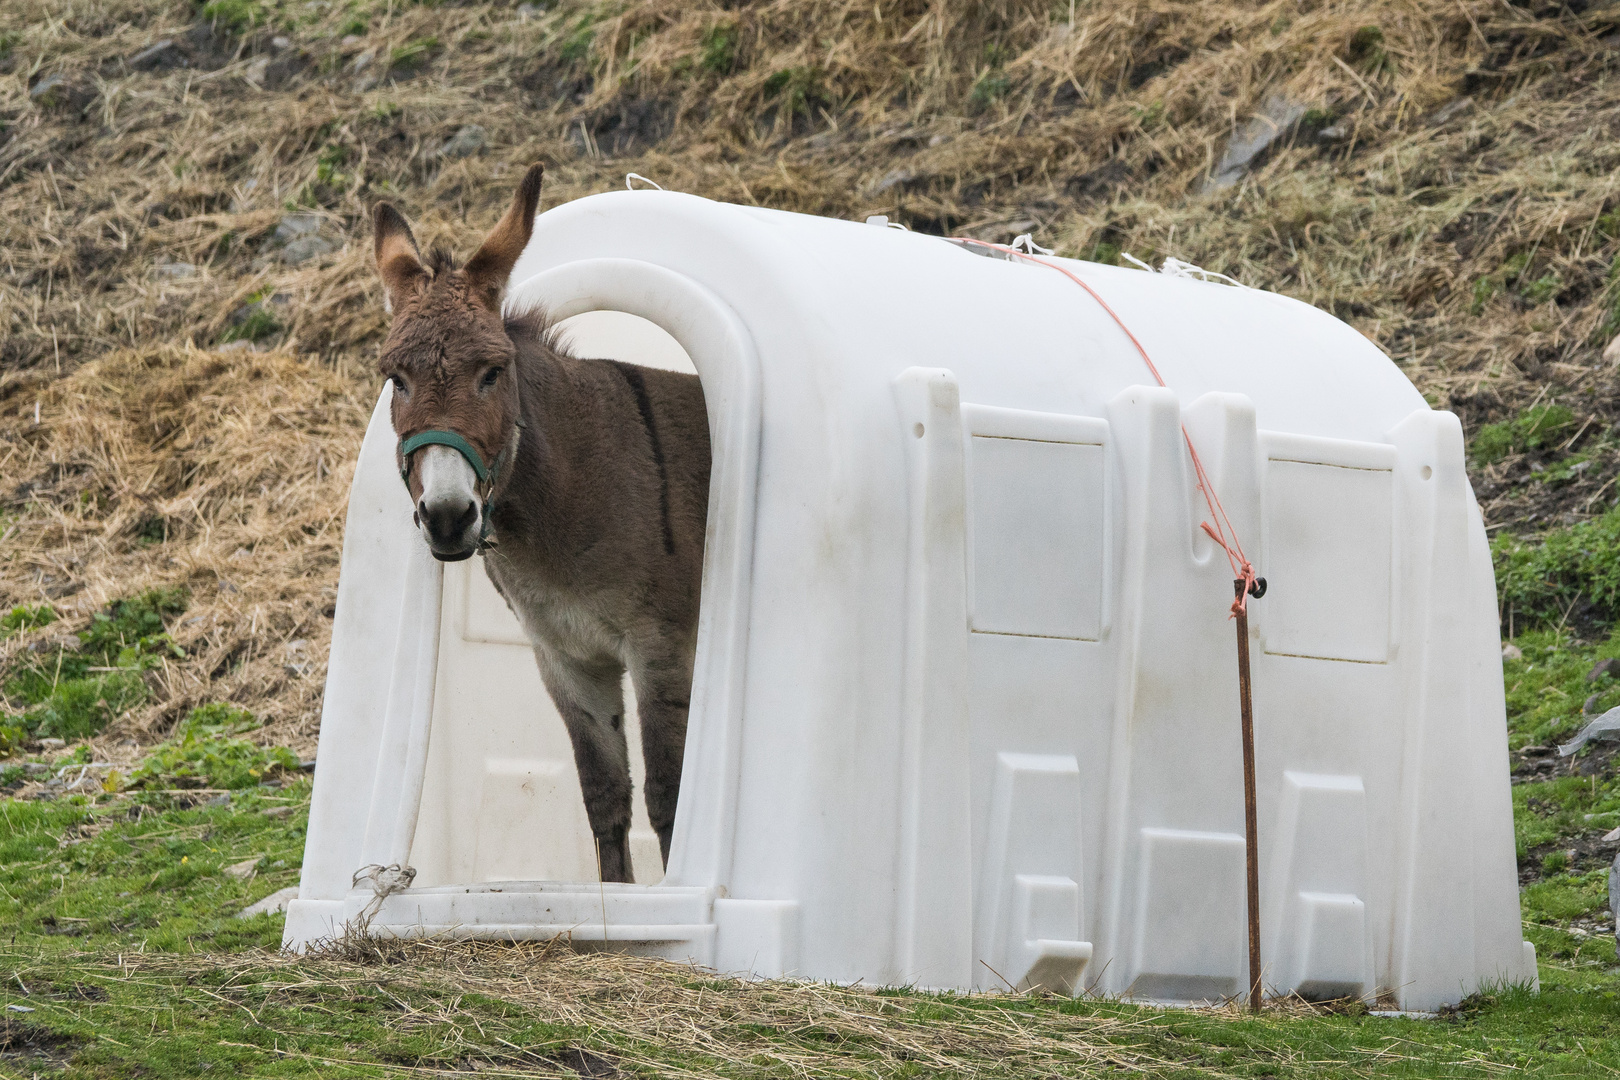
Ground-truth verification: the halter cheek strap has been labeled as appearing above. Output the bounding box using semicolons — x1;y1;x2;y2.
398;430;502;546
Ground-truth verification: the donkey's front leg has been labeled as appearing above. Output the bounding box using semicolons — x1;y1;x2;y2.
630;658;691;868
535;652;635;882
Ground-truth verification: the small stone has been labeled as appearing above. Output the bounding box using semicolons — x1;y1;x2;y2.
272;212;323;243
270;35;292;50
515;3;539;18
1426;96;1475;127
1502;643;1523;660
223;857;259;880
1603;826;1620;842
29;72;89;112
263;806;294;819
1588;657;1620;682
38;738;65;750
216;340;257;354
928;133;948;147
1316;124;1347;142
154;261;197;279
129;39;183;72
24;763;48;775
1604;336;1620;366
349;49;376;73
874;168;914;193
340;34;363;49
1586;693;1603;715
279;234;335;265
1204;93;1308;191
207;792;232;808
237;886;299;919
243;56;271;87
29;72;67;101
438;124;487;159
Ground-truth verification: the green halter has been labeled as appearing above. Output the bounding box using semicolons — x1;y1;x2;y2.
398;430;501;546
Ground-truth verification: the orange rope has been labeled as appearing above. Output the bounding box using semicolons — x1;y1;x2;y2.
952;238;1259;615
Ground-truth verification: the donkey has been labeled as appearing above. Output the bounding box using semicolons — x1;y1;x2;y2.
372;164;711;883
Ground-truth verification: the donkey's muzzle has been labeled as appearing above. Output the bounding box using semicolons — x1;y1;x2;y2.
418;494;480;561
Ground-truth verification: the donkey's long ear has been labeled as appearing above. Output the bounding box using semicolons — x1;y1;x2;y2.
374;202;427;315
464;163;544;313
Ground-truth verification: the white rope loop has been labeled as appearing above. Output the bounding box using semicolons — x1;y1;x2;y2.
1010;233;1054;256
625;173;664;191
350;862;417;927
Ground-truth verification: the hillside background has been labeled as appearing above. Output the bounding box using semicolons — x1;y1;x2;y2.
2;0;1619;787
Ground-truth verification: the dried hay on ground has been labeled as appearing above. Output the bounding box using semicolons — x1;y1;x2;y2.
86;941;1184;1076
1;343;368;760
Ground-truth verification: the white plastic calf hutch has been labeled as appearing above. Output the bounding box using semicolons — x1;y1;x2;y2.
285;190;1536;1011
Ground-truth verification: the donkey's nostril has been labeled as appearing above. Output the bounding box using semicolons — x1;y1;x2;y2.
420;496;479;548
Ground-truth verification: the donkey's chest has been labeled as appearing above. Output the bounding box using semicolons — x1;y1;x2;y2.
482;557;623;664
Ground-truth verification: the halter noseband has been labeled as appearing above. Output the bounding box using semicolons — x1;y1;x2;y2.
398;430;501;547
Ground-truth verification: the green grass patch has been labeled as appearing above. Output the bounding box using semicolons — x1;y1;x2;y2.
389;36;439;69
221;303;281;344
0;782;308;955
1;590;187;747
126;705;301;793
1471;402;1575;465
699;21;737;74
200;0;267;34
1494;509;1620;631
1;603;56;637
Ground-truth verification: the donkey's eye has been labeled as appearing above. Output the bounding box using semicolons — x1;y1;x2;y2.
389;374;408;397
480;366;503;389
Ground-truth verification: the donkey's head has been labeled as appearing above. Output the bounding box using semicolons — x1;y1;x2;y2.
374;164;543;561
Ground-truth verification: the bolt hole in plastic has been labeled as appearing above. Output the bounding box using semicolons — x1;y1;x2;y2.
1421;465;1433;480
913;422;925;438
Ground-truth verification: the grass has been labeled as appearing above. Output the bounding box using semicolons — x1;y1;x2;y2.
0;602;1613;1076
0;786;1611;1077
1;591;187;749
1495;514;1620;633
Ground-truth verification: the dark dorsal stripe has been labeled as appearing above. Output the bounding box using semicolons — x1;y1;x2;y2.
609;360;676;556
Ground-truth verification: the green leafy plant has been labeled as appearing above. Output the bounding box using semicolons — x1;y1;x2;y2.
1494;505;1620;631
314;143;349;187
763;67;824;119
700;22;737;75
1088;241;1122;265
1470;402;1576;465
1347;25;1393;76
200;0;267;34
221;292;282;344
2;590;187;743
389;37;439;69
1;604;56;637
129;705;296;791
1601;253;1620;341
559;20;594;62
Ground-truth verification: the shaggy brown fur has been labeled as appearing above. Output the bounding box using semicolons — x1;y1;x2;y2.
373;165;711;882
